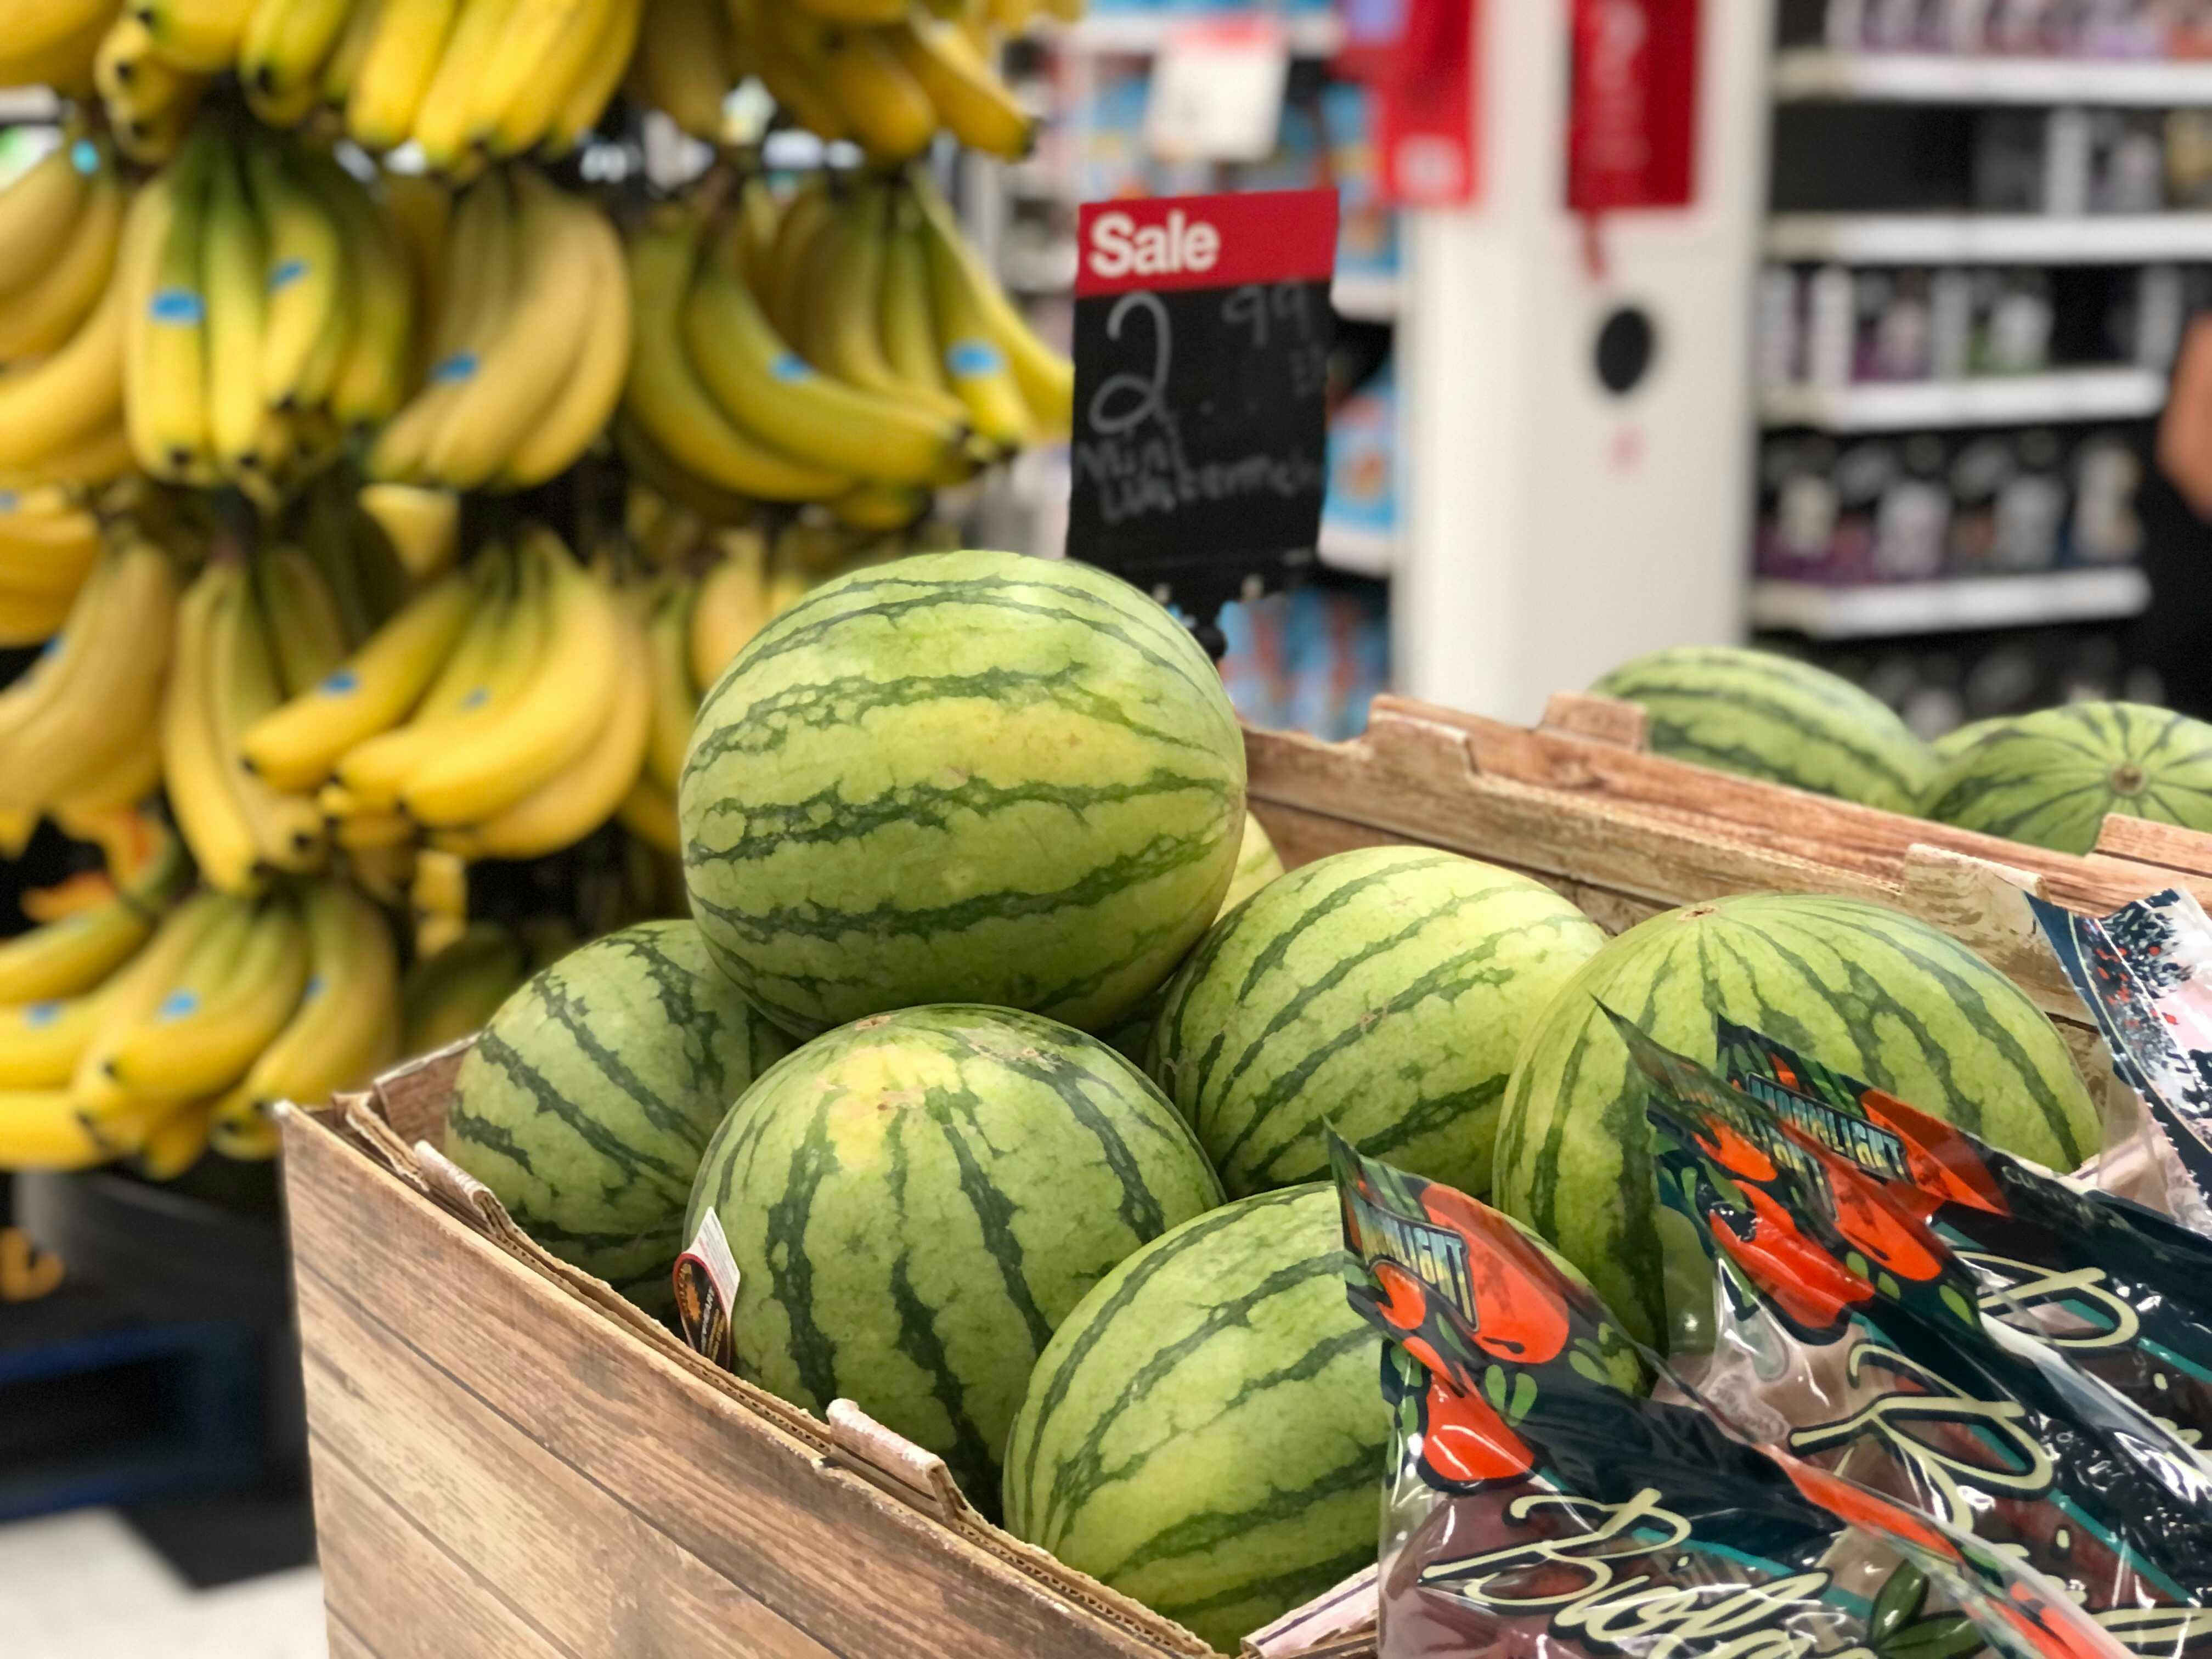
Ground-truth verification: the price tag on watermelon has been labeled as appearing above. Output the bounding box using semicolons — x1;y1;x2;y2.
673;1207;741;1367
1067;189;1338;623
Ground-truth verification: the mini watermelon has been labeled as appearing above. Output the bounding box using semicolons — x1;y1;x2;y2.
1920;701;2212;854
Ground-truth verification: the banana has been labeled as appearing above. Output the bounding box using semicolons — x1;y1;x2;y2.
0;0;122;81
730;172;782;296
727;0;847;142
0;539;178;815
229;878;399;1116
67;889;235;1124
257;544;354;698
0;1087;170;1171
621;205;849;503
0;1;117;97
136;0;254;71
636;0;734;140
0;421;133;492
107;890;309;1100
783;0;905;22
828;478;928;531
137;1098;212;1178
53;716;165;815
308;154;414;428
110;65;211;167
0;551;114;753
803;184;966;425
0;167;121;365
922;240;1031;450
317;0;381;100
0;135;93;301
347;0;460;150
201;136;271;474
874;195;955;410
407;0;518;170
539;0;644;154
431;588;648;860
365;167;511;478
127;133;216;483
400;533;622;826
206;563;329;877
244;137;343;409
685;218;971;487
0;983;129;1091
911;174;1071;436
163;563;264;893
642;576;695;792
398;919;524;1056
760;172;836;342
240;0;351;100
779;14;934;162
689;524;770;689
884;15;1032;156
465;0;600;149
616;776;679;854
240;561;476;792
0;818;187;1004
421;169;600;489
496;191;629;489
409;846;466;957
357;483;459;579
479;0;614;155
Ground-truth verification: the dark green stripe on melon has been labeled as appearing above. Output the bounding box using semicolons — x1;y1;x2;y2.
680;552;1248;1039
686;1004;1223;1510
1493;893;2098;1347
1150;847;1605;1197
1920;700;2212;855
1593;645;1936;812
445;921;792;1317
1003;1186;1385;1652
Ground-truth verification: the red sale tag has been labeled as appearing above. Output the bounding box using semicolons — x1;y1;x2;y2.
1074;190;1339;298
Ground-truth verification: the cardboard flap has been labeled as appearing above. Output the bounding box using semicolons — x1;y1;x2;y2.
1240;1565;1378;1657
1538;691;1649;750
825;1400;978;1527
375;1040;471;1146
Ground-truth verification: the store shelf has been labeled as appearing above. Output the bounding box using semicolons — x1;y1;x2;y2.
1750;567;2150;639
1771;48;2212;106
1759;366;2165;431
1331;273;1399;323
1051;10;1345;57
1765;211;2212;264
1317;521;1393;579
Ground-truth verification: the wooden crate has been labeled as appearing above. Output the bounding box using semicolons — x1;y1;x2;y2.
289;702;2212;1659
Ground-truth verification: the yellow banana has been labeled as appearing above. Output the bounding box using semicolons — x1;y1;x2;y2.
67;889;235;1122
127;133;216;483
240;561;476;792
400;532;622;826
617;776;679;854
257;544;353;698
685;221;971;486
0;1087;171;1171
689;524;770;688
0;136;94;301
635;0;733;140
0;165;119;365
53;715;165;815
760;172;836;342
496;191;629;489
778;13;934;162
347;0;459;150
0;818;187;1004
230;877;399;1118
397;919;524;1056
107;890;309;1100
244;136;343;409
318;0;381;101
0;420;132;492
163;565;263;893
876;195;956;411
0;984;128;1090
431;590;649;860
365;167;510;477
540;0;644;155
730;172;781;296
728;0;847;140
407;0;517;170
409;846;467;957
357;483;460;579
828;478;928;531
208;555;329;876
642;577;695;792
912;174;1071;435
308;156;413;428
202;136;271;474
479;0;613;155
239;0;352;100
0;0;122;85
783;0;905;21
137;1097;212;1178
884;16;1033;157
464;0;595;145
136;0;253;70
803;184;965;424
620;205;849;503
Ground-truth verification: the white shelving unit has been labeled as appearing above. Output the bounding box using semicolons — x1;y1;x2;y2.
1759;366;2168;431
1048;10;1345;58
1316;522;1393;579
1330;272;1399;323
1765;211;2212;264
1750;567;2151;639
1773;48;2212;106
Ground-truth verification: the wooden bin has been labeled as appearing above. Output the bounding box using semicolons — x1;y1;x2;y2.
286;699;2212;1659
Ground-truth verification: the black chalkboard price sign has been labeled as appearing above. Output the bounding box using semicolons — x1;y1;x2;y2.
1067;189;1339;621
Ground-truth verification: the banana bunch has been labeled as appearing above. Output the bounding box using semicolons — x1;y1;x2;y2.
123;120;416;495
0;0;121;97
364;166;629;494
95;14;215;162
0;874;402;1175
622;170;1069;519
0;132;142;494
246;527;651;867
398;918;529;1056
0;534;178;822
0;488;106;644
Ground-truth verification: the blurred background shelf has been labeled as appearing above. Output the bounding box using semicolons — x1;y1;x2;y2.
1765;211;2212;264
1773;49;2212;106
1049;9;1346;57
1759;367;2167;430
1749;567;2151;639
1317;522;1393;579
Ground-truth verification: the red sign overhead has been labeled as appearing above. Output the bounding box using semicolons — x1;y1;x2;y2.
1074;190;1339;297
1567;0;1701;213
1336;0;1481;208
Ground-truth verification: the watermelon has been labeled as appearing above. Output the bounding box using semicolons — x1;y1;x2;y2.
445;920;792;1315
1920;701;2212;855
1493;893;2100;1347
680;550;1247;1039
685;1003;1224;1506
1002;1186;1383;1650
1592;645;1936;813
1150;847;1605;1199
1929;714;2008;766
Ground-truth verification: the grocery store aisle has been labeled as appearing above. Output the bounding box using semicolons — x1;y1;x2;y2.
0;1509;326;1659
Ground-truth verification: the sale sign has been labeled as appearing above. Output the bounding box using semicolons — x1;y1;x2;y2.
1066;190;1339;618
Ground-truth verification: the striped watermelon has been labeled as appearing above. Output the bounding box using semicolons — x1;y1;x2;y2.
685;1003;1223;1506
1150;847;1605;1198
1493;893;2100;1347
1593;645;1936;813
1920;701;2212;855
1929;714;2008;766
445;921;792;1315
1002;1186;1383;1650
680;550;1247;1039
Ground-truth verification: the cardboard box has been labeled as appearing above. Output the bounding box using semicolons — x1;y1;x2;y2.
286;701;2212;1659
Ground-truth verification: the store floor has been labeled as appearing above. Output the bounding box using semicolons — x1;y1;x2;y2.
1;1509;326;1659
